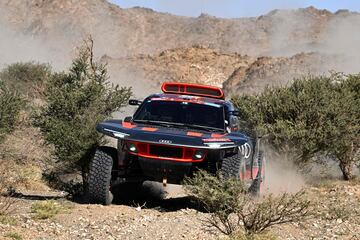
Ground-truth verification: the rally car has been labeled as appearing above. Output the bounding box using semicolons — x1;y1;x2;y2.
87;82;266;205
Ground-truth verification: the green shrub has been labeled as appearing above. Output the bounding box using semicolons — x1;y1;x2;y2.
0;215;17;225
4;232;22;240
184;171;312;237
232;73;360;180
34;38;132;176
0;62;51;99
31;200;70;220
0;81;23;143
230;231;278;240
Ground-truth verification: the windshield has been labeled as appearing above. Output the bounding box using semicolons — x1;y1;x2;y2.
133;100;225;131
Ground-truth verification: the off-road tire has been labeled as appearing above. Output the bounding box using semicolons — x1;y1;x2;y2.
220;152;246;180
88;147;117;205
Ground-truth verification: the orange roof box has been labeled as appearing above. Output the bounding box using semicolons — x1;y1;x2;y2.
161;82;225;99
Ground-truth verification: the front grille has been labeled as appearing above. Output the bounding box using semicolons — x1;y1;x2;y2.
149;145;183;158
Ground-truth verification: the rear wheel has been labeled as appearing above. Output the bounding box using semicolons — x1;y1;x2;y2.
88;147;117;205
249;151;266;195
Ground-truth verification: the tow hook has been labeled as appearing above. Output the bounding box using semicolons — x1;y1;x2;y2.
162;177;167;187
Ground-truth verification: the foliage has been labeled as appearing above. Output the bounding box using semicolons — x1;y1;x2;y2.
0;161;18;216
0;215;17;225
0;81;23;143
0;62;51;99
232;74;360;180
0;195;15;217
4;232;22;240
230;231;278;240
34;38;132;172
31;200;70;220
184;171;312;236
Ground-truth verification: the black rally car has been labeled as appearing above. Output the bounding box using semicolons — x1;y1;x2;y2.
88;82;266;205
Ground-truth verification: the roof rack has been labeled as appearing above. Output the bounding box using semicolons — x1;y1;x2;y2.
161;82;225;99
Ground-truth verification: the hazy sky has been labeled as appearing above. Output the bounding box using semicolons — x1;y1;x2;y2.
109;0;360;18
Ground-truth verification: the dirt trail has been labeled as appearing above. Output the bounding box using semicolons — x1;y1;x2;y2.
1;181;360;240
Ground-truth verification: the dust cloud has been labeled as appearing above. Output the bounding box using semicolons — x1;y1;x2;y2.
320;14;360;73
262;147;305;194
0;25;71;71
268;9;360;75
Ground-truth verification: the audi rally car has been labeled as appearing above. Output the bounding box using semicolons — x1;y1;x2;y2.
88;82;265;205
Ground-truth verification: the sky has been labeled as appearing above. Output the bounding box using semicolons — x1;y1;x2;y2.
109;0;360;18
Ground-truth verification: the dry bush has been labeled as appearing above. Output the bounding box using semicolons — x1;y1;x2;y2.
0;163;16;216
4;232;22;240
0;193;14;217
239;191;311;235
184;171;312;237
230;231;278;240
31;200;71;220
0;62;51;100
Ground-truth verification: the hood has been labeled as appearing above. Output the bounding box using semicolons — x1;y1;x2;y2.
96;119;249;149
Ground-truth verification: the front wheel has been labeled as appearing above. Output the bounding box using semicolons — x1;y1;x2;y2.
87;147;117;205
219;152;246;180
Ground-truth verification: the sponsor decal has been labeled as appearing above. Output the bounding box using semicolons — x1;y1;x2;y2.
159;139;172;144
239;142;251;158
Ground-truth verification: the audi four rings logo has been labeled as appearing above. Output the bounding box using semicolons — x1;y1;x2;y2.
159;139;172;144
239;143;251;158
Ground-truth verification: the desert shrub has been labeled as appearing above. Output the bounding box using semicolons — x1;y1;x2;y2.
0;173;15;217
184;171;312;237
232;73;360;180
0;62;51;99
31;200;71;220
0;215;17;225
34;38;132;177
0;173;14;217
0;81;23;143
230;232;278;240
4;232;22;240
0;195;14;217
0;160;19;217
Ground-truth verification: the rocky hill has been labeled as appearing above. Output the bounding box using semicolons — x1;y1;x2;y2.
0;1;342;56
1;0;360;97
102;46;254;97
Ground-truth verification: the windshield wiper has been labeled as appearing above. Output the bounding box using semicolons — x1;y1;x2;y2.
132;119;185;128
183;124;225;132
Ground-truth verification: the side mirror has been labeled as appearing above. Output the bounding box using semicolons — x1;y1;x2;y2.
124;116;132;122
129;99;142;106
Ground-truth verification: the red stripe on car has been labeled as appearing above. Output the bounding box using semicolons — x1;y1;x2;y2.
211;133;227;138
141;127;158;132
187;132;203;137
122;122;136;129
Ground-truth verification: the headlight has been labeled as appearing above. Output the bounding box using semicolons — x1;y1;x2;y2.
193;150;205;160
127;142;137;153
